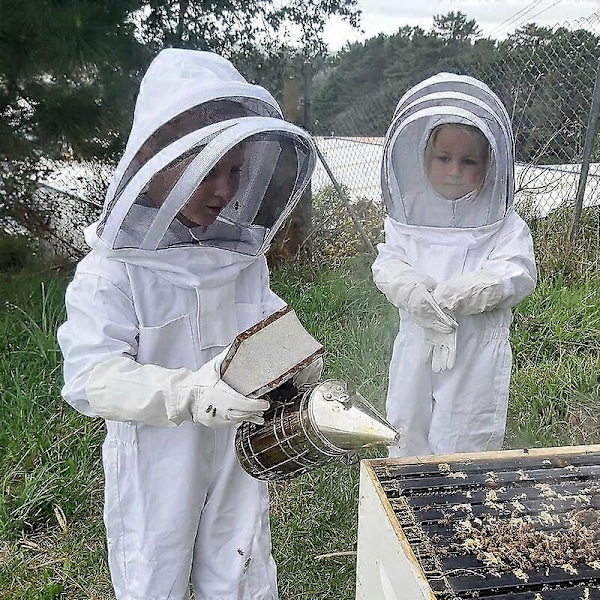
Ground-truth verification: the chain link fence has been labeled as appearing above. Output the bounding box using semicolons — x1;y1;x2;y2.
22;13;600;262
311;14;600;252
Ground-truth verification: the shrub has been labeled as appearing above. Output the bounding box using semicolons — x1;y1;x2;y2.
529;206;599;282
0;234;33;272
309;185;384;266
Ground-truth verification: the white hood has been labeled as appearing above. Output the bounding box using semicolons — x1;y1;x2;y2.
382;72;515;230
86;49;316;268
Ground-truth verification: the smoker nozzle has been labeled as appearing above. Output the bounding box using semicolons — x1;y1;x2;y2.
308;380;403;452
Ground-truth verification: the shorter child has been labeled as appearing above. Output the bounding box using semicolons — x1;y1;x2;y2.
373;73;537;457
425;123;489;203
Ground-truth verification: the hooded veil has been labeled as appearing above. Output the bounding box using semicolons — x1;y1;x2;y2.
382;72;514;230
86;49;316;262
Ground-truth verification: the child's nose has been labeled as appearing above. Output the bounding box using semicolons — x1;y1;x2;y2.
213;174;236;201
448;161;462;177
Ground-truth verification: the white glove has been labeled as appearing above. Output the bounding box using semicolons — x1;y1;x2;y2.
423;327;457;373
372;259;456;333
404;283;458;333
85;347;269;428
292;356;324;387
176;350;269;427
433;272;504;315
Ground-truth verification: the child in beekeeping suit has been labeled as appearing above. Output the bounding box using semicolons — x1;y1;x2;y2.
57;49;320;599
372;73;537;457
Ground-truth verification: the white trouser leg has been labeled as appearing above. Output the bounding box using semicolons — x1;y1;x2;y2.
103;420;213;600
386;329;434;457
192;426;278;600
428;327;511;454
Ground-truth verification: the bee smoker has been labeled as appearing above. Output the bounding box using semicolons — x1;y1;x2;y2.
221;306;402;481
235;378;401;481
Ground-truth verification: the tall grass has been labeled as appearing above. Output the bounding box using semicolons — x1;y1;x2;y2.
1;245;599;598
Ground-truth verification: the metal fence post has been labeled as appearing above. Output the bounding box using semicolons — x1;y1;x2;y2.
302;60;314;253
570;58;600;242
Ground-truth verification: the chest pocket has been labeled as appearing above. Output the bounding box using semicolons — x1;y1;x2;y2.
137;314;198;370
414;243;468;282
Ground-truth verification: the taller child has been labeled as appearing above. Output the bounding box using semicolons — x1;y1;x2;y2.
58;49;317;599
372;73;536;457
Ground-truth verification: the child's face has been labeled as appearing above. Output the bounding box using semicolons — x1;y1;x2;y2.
149;145;245;226
427;126;487;200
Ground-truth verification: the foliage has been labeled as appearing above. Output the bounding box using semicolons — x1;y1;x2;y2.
0;0;360;255
0;260;599;597
309;185;385;266
0;0;146;162
312;13;600;166
452;24;600;164
312;12;483;135
433;11;481;42
138;0;359;59
0;233;34;272
0;0;146;251
530;206;600;282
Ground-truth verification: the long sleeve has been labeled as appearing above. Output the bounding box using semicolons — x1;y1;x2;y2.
57;265;139;417
433;211;537;316
372;219;437;309
480;210;537;309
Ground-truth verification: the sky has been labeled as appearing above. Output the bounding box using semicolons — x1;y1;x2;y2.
322;0;600;50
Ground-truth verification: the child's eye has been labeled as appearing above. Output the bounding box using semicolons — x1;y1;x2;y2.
464;159;479;166
436;155;450;163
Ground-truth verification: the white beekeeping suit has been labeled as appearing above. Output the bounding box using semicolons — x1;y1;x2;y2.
372;73;536;457
57;49;316;600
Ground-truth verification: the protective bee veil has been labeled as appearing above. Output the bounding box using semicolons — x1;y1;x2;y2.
90;50;315;258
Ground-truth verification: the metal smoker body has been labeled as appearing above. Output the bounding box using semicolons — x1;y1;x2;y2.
235;379;401;481
221;306;400;479
220;306;401;481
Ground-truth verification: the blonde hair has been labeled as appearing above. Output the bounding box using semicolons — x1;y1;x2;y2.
425;123;490;191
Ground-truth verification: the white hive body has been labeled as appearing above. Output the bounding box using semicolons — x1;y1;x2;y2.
235;379;401;481
356;445;600;600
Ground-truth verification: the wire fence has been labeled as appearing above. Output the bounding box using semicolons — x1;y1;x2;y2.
21;13;600;261
311;13;600;250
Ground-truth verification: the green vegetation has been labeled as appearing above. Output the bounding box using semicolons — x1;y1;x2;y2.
1;240;599;597
313;15;600;165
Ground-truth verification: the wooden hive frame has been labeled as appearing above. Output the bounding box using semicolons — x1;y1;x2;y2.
356;445;600;600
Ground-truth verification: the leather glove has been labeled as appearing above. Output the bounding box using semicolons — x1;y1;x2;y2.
373;259;456;332
404;283;458;333
177;349;270;427
292;356;324;387
85;346;269;428
423;326;457;373
433;272;504;315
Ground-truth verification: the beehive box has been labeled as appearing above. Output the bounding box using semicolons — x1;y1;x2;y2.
356;445;600;599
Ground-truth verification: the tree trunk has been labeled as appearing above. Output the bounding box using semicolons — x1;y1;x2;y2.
268;66;312;267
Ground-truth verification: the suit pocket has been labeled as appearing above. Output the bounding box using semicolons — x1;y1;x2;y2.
137;314;197;370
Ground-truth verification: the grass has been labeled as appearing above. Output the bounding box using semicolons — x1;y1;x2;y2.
1;255;599;599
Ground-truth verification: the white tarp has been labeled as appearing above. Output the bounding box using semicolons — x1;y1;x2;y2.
312;136;600;219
